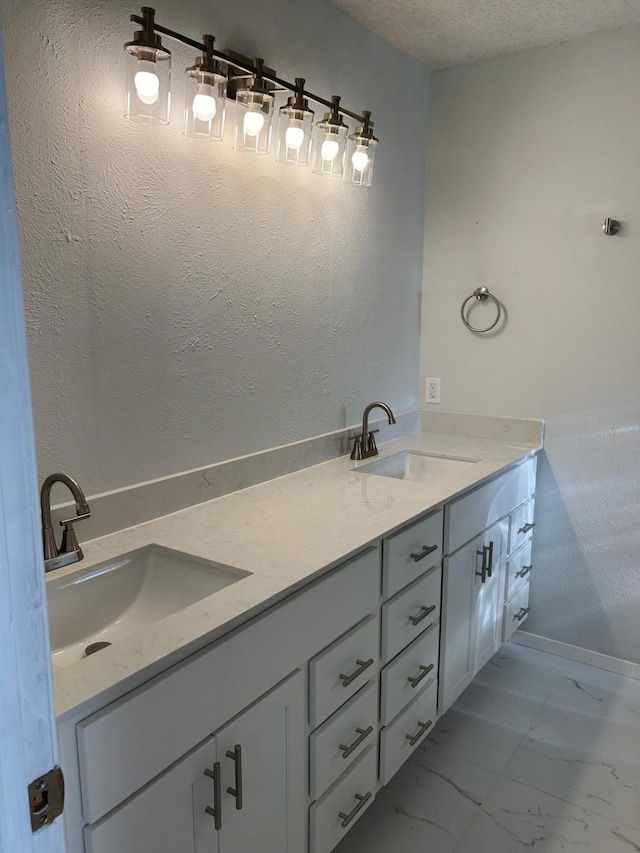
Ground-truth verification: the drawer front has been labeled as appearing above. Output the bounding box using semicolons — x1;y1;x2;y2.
382;510;443;599
310;682;377;799
380;621;439;726
445;457;537;555
503;582;531;642
506;539;533;601
310;745;377;853
310;614;379;727
509;499;536;554
381;566;441;663
77;546;380;824
380;679;437;785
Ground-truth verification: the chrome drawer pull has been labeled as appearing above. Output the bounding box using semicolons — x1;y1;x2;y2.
406;719;433;747
516;565;532;579
339;657;374;687
338;791;372;828
204;762;222;829
518;522;535;535
514;606;530;622
407;663;434;688
226;744;243;810
408;604;436;626
339;726;374;759
410;544;438;562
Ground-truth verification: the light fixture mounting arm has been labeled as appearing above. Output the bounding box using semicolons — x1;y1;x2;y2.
128;7;371;126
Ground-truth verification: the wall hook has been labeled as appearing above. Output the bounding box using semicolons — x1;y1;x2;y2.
603;217;620;236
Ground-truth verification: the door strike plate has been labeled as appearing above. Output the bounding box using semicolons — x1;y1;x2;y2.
28;766;65;832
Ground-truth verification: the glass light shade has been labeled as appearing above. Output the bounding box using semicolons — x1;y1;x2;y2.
124;45;171;124
234;90;274;154
312;120;348;177
343;134;378;187
276;104;314;166
184;67;227;140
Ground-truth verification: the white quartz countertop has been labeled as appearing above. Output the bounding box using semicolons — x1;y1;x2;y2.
50;428;542;720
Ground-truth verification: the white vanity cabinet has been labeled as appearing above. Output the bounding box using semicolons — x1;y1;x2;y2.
59;452;540;853
439;457;537;714
83;672;304;853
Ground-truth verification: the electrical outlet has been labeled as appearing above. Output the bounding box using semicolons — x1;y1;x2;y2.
425;377;441;404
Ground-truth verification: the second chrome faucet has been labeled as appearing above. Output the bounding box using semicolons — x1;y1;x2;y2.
350;402;396;461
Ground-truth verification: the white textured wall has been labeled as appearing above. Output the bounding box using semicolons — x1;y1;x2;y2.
4;0;429;495
421;26;640;663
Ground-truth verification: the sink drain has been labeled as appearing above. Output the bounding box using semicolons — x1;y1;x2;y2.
85;641;112;657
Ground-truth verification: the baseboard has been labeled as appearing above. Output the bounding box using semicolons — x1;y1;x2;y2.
511;631;640;681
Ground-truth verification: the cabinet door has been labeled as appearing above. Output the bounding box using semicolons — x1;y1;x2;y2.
439;532;480;714
84;737;219;853
216;670;305;853
472;518;507;673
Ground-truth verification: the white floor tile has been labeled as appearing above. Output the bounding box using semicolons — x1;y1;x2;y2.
337;742;498;853
503;733;640;831
427;678;546;773
452;777;640;853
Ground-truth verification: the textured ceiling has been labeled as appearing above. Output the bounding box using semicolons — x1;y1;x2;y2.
330;0;640;69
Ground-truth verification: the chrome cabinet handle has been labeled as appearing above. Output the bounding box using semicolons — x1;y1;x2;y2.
516;564;532;579
518;522;535;535
406;719;433;747
338;791;372;828
408;604;436;626
514;606;530;622
410;544;438;562
204;762;222;830
226;744;243;810
339;726;374;759
339;658;374;687
407;663;434;688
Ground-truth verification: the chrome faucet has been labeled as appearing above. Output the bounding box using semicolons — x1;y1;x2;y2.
40;473;91;573
350;402;396;461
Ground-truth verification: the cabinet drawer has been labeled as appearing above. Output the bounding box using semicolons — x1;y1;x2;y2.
509;499;536;554
310;614;379;727
310;682;377;799
77;546;380;824
310;745;377;853
503;583;531;642
445;457;537;555
381;566;441;663
380;621;439;726
380;679;437;785
382;510;443;599
506;539;533;601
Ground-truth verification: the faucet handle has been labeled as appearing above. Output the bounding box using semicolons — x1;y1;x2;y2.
60;521;84;559
59;512;91;527
367;430;380;453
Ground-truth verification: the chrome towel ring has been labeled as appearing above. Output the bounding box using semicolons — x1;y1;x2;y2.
460;287;502;333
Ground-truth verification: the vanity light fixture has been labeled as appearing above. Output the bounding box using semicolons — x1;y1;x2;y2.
233;59;275;154
124;6;171;124
312;96;348;177
184;35;227;140
123;8;379;185
343;111;378;188
276;78;314;167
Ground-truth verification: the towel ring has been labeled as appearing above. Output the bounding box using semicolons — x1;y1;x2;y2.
460;287;501;333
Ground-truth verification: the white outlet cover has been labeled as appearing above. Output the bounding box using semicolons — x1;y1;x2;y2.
425;377;441;404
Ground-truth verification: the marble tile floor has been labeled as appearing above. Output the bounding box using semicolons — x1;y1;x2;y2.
337;642;640;853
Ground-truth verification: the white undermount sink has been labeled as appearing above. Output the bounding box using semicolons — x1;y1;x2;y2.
47;544;251;668
354;449;480;482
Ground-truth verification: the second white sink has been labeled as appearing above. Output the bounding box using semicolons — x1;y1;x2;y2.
355;449;479;482
47;544;251;668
